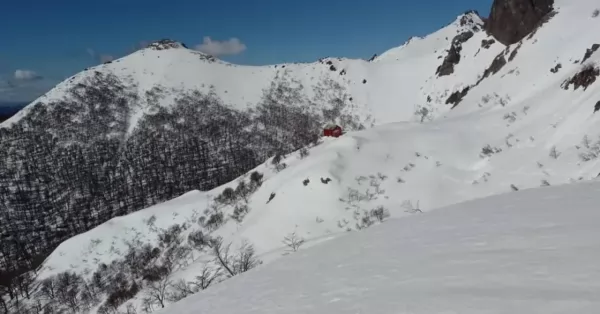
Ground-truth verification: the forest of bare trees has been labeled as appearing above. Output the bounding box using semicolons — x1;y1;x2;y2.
0;69;360;299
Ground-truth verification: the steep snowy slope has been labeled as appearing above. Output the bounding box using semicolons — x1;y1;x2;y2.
3;0;600;313
157;179;600;314
0;10;502;277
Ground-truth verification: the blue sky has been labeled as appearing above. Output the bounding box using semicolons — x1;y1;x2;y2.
0;0;491;104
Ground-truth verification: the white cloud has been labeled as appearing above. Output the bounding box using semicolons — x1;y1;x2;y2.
14;69;42;81
194;37;247;56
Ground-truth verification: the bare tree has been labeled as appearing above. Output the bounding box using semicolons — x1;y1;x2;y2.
37;277;57;307
210;237;236;277
282;232;305;252
169;279;194;302
211;237;262;277
55;272;84;313
414;106;431;123
233;240;262;274
144;274;172;309
15;271;35;299
190;265;221;291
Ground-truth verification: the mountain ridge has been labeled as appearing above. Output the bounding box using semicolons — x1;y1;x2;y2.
2;0;600;312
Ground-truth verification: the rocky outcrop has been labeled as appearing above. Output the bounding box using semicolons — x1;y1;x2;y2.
480;51;508;82
147;39;188;50
561;65;600;91
436;31;474;76
481;39;496;49
485;0;554;45
446;86;471;108
581;44;600;64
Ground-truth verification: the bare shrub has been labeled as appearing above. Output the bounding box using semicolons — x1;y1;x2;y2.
282;232;305;252
298;147;309;159
402;200;422;213
480;144;502;158
549;146;560;159
230;204;250;223
210;237;262;278
370;206;390;222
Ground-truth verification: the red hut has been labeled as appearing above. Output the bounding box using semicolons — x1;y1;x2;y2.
323;123;343;137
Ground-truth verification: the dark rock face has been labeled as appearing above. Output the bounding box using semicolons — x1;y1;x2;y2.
147;39;188;50
480;51;508;82
581;44;600;64
594;101;600;113
486;0;554;45
436;31;474;77
481;39;496;49
561;65;600;91
446;86;471;108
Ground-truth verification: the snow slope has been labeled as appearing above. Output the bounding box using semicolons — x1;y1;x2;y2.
157;179;600;314
10;0;600;312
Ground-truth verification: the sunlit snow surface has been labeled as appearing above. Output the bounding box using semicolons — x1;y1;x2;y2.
16;0;600;312
158;180;600;314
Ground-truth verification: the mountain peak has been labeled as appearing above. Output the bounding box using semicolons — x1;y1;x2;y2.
146;39;188;51
455;10;484;31
486;0;555;45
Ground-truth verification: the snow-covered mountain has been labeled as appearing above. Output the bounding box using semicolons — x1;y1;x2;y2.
156;179;600;314
2;0;600;312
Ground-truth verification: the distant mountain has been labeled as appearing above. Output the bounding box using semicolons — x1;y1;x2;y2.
2;0;600;312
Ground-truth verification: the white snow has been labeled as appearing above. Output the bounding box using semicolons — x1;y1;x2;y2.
156;179;600;314
10;0;600;312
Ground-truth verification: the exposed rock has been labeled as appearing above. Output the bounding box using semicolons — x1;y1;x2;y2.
436;31;474;77
147;39;188;50
485;0;554;45
508;42;522;61
581;44;600;64
561;65;600;91
459;10;483;32
480;51;508;82
550;63;562;73
594;101;600;113
446;86;471;108
368;54;378;62
481;39;496;49
329;65;337;71
363;79;367;84
526;11;557;40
